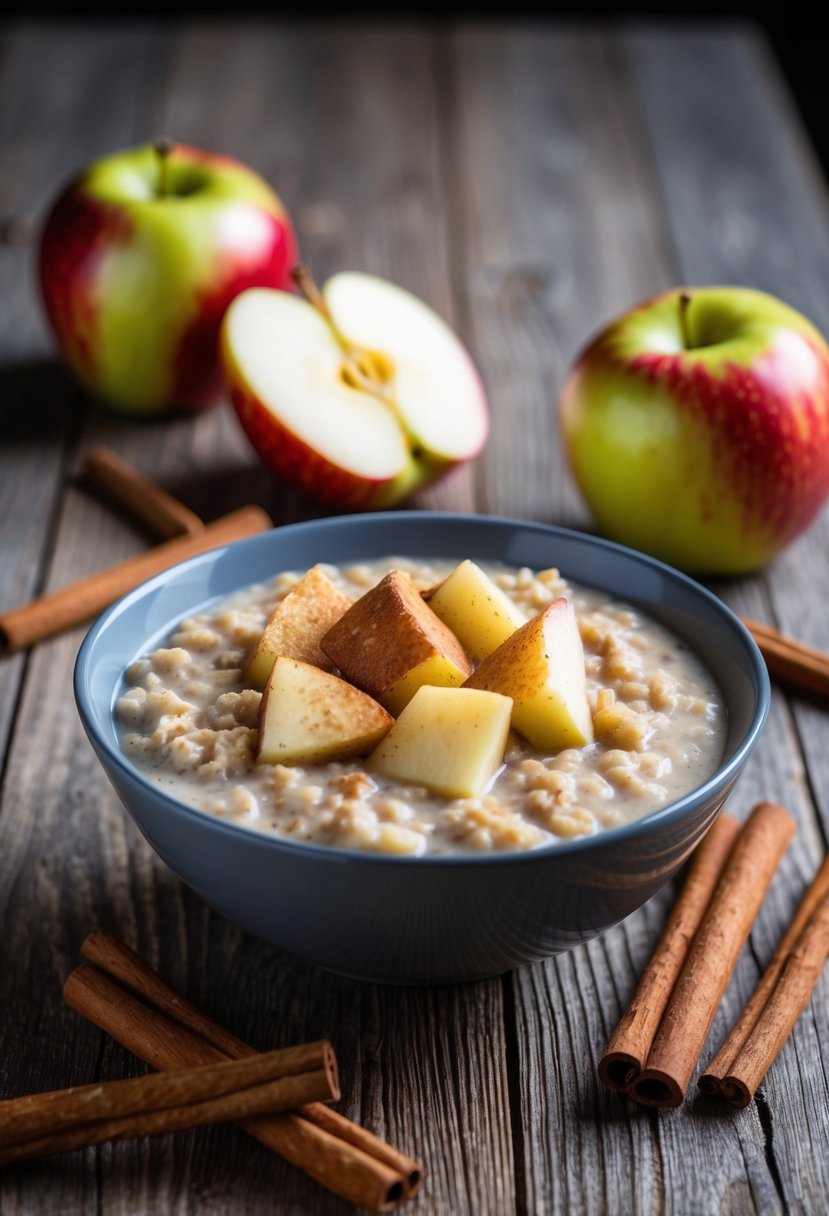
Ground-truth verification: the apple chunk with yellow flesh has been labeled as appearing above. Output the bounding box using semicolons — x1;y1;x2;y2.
321;571;473;714
369;685;513;799
245;565;352;686
257;657;393;765
464;598;594;751
221;269;489;508
426;559;526;661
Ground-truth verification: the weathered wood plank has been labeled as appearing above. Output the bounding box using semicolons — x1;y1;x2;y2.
0;23;169;1216
451;20;828;1215
0;23;161;768
625;24;829;1212
624;23;829;825
0;21;511;1216
448;24;673;525
156;19;477;518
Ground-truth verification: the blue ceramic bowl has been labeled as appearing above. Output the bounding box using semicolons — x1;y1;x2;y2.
75;513;769;985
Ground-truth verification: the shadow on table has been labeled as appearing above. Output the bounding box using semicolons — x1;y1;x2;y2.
0;357;82;443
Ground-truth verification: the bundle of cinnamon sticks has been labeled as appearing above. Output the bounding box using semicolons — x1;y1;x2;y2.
1;931;422;1211
600;801;829;1109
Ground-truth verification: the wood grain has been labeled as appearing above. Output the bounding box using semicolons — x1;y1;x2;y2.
2;17;829;1216
0;23;158;769
626;24;829;1210
449;19;829;1215
0;20;510;1216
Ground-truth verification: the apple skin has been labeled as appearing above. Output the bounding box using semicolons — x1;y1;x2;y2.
224;366;452;510
560;286;829;574
39;143;298;414
221;276;489;509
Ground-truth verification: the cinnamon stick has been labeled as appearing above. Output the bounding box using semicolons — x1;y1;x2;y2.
83;446;204;541
64;965;408;1211
742;617;829;702
66;938;422;1210
0;1045;337;1165
599;813;740;1093
0;505;271;653
720;893;829;1107
628;802;795;1108
700;855;829;1095
78;931;422;1192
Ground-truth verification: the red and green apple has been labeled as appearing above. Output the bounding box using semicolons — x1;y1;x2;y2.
560;286;829;573
221;269;489;508
39;141;297;414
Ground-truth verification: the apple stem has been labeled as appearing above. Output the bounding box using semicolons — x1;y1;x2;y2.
292;263;331;318
291;262;421;452
154;137;175;198
679;291;693;350
292;264;383;391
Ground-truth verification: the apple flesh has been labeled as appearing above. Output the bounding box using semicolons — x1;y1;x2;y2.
560;286;829;573
369;685;513;799
257;657;393;766
245;565;352;686
221;272;489;508
464;598;594;751
425;559;526;662
39;142;297;414
320;570;473;714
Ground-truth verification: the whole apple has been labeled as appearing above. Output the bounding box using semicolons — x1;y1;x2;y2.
39;141;298;414
560;286;829;574
221;268;489;508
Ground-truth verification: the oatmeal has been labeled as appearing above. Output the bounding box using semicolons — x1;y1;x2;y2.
117;558;724;856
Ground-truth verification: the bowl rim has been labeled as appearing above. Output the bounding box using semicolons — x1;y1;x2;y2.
74;511;770;868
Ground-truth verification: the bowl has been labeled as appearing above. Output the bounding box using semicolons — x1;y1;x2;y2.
75;512;769;985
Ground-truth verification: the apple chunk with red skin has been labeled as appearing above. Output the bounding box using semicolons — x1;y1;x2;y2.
39;141;297;414
560;286;829;573
221;272;489;508
320;570;473;715
464;597;594;752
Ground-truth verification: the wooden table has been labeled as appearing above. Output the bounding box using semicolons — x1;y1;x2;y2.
2;19;828;1214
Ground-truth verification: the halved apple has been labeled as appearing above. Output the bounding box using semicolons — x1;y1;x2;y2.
220;271;489;508
464;598;594;751
257;657;393;765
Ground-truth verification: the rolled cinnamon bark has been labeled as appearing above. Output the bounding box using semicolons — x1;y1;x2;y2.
629;802;795;1108
599;813;740;1092
0;1047;338;1165
83;446;205;540
65;944;421;1210
721;892;829;1107
700;855;829;1094
0;505;271;653
742;618;829;703
79;930;422;1191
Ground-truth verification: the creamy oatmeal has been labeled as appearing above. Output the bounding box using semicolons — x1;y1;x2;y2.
117;559;725;856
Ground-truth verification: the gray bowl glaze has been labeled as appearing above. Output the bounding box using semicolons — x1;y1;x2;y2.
75;513;769;984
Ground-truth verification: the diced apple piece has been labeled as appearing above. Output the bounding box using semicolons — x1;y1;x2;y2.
257;657;393;765
464;597;594;751
369;685;513;799
320;571;472;712
246;565;353;686
382;653;471;716
426;559;526;661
